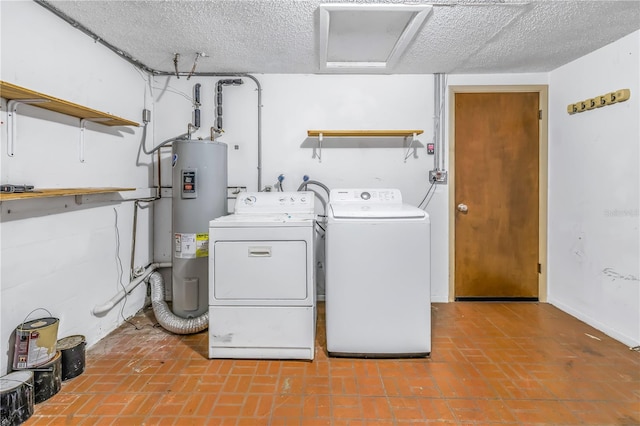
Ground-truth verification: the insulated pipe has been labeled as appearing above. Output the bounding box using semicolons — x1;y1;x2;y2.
206;76;261;190
216;82;223;130
148;272;208;334
194;83;201;104
194;83;201;129
215;79;244;134
92;262;171;316
194;109;201;129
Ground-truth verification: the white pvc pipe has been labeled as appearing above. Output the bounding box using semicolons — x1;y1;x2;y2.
92;262;171;316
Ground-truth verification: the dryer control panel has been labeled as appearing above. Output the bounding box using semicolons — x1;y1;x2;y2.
235;191;315;214
330;188;402;204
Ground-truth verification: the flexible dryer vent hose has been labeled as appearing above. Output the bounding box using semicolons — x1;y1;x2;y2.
148;271;208;335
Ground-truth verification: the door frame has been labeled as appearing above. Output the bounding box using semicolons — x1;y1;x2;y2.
448;85;549;302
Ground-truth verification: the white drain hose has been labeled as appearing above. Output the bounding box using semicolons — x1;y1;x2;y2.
148;271;208;335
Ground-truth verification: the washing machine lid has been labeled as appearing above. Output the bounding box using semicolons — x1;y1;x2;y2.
210;213;316;227
330;203;426;219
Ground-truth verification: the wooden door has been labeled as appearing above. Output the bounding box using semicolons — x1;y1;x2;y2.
454;92;539;299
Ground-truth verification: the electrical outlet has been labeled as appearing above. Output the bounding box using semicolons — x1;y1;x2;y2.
429;169;448;184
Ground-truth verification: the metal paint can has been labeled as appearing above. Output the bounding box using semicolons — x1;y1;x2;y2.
0;370;34;426
31;351;62;404
12;316;59;370
57;335;86;381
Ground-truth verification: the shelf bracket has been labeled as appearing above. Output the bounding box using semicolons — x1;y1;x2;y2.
316;132;323;163
403;132;418;162
7;99;50;157
79;118;111;162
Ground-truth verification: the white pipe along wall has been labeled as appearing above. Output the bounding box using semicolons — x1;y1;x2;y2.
92;263;171;316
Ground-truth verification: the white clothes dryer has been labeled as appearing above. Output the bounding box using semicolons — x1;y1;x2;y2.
208;191;316;359
326;188;430;357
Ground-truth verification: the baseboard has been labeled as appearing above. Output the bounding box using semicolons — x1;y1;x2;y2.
548;298;639;348
455;297;538;302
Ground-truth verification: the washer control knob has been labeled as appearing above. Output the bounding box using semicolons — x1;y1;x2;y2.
243;195;256;205
361;191;371;200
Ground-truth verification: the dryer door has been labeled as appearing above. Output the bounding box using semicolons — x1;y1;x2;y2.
213;240;308;301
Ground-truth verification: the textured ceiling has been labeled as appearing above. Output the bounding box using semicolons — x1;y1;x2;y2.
43;0;640;74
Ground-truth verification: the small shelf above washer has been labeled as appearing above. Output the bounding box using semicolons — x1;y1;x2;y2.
307;130;423;138
306;129;424;162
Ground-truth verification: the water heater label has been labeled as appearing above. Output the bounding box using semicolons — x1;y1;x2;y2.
174;233;209;258
181;169;197;199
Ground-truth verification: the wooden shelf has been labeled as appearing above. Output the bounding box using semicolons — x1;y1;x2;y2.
0;81;139;127
308;130;423;137
0;188;135;201
306;129;424;163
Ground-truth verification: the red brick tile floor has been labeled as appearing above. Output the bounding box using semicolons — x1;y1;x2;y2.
24;302;639;425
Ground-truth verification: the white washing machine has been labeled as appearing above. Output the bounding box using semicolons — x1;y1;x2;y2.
326;188;430;357
208;191;316;359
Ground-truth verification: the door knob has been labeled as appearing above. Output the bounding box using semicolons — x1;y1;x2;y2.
457;203;468;212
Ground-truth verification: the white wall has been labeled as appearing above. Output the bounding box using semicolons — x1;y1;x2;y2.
151;74;452;302
0;1;153;373
547;31;640;347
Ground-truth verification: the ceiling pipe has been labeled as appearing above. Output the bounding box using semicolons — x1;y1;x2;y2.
34;0;264;192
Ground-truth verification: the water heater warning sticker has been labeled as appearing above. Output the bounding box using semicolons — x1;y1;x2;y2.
174;233;209;258
196;234;209;257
